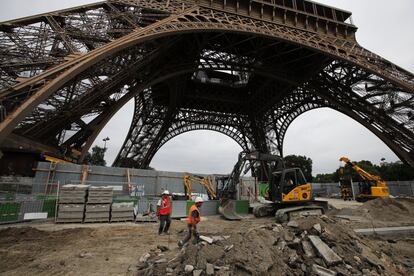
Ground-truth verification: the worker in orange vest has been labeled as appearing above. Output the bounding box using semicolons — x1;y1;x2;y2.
178;197;203;247
157;190;172;235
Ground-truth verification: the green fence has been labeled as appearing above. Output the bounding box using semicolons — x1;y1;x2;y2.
0;202;21;222
42;199;57;218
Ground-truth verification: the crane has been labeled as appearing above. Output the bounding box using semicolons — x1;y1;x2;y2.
339;156;389;202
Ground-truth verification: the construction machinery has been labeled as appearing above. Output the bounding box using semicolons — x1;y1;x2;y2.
339;157;390;202
218;151;327;222
183;174;217;200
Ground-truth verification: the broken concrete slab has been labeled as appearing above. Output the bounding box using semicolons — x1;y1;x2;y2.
287;220;299;228
283;231;294;242
354;226;414;237
335;215;364;222
302;240;315;258
308;235;342;266
185;265;194;273
312;264;337;276
200;235;214;244
313;223;322;234
193;270;202;276
206;263;214;275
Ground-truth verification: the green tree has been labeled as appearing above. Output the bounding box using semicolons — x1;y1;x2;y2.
377;162;414;181
284;155;313;182
84;146;106;166
314;173;336;183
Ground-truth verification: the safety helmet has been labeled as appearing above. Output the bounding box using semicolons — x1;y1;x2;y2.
195;197;204;203
162;190;170;195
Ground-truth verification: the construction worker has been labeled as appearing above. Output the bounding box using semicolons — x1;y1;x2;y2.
157;190;172;235
178;197;203;247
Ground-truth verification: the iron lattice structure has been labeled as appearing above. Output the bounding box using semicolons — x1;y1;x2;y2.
0;0;413;168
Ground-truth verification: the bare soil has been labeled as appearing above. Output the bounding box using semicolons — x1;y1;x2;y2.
331;197;414;228
1;198;414;275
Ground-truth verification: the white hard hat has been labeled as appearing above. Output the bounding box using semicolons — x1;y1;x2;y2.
195;197;204;203
162;190;170;195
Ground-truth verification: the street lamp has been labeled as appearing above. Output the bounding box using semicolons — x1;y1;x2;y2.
103;137;110;150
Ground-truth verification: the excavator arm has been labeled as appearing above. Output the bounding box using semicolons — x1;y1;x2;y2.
183;174;217;200
339;157;386;187
339;156;389;200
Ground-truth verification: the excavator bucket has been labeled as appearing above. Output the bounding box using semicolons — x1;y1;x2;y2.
218;199;243;220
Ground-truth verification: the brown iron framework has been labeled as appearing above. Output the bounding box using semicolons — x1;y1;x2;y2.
0;0;413;168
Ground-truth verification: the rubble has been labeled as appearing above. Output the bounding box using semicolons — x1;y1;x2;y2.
312;264;337;276
199;235;214;244
131;210;412;276
206;263;214;275
185;265;194;273
308;235;342;266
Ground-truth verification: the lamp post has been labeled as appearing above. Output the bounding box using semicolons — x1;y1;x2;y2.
103;137;110;150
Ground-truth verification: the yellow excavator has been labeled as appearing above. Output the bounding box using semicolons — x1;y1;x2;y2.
339;156;390;202
218;151;327;221
183;174;217;200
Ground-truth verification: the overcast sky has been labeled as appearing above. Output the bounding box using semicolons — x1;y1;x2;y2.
1;0;413;176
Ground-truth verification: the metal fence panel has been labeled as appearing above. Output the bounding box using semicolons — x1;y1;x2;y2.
171;200;187;218
18;200;44;220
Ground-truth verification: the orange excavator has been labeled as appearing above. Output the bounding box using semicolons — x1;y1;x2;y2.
339;156;389;202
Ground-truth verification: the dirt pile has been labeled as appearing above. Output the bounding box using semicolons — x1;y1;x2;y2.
334;197;414;227
362;197;414;221
133;216;410;276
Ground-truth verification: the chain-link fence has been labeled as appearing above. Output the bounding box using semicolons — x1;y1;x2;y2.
312;181;414;198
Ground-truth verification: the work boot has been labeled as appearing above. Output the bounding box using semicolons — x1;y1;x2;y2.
177;240;183;248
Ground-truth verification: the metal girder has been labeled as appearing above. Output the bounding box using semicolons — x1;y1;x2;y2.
0;0;412;168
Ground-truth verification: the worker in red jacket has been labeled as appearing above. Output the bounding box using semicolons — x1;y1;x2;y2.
178;197;203;247
157;190;172;235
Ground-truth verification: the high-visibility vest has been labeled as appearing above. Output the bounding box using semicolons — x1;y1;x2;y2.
159;197;172;215
187;204;201;225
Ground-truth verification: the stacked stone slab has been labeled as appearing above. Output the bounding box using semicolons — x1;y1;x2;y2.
57;184;89;222
110;202;134;222
84;186;113;222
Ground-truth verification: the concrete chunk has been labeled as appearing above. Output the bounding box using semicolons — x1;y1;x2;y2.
313;223;322;234
287;220;299;228
312;264;337;276
308;235;342;266
193;270;202;276
185;265;194;273
301;240;315;258
200;235;213;244
206;263;214;275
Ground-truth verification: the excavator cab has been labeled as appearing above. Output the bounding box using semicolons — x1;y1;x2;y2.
272;168;312;203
